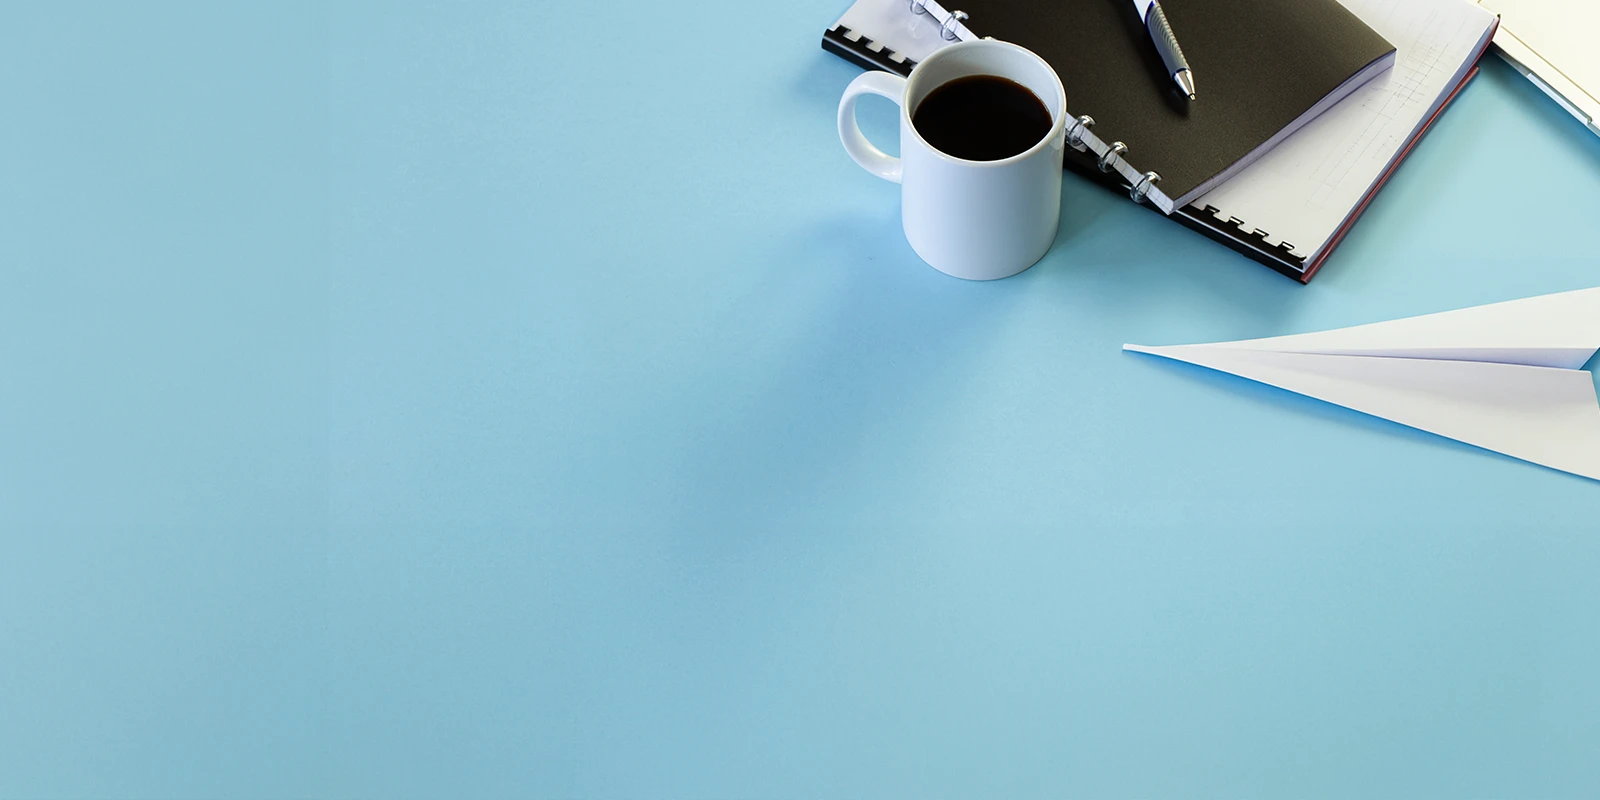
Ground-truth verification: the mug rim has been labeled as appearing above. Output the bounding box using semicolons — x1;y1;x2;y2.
902;39;1067;169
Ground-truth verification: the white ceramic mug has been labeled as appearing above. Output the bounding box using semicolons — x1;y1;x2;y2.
838;39;1067;281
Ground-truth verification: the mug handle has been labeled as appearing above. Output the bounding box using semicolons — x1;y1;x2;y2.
837;71;907;184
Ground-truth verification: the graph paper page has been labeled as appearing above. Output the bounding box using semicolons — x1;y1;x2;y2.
1192;0;1496;262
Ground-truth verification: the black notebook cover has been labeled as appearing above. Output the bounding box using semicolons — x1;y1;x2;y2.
969;0;1394;208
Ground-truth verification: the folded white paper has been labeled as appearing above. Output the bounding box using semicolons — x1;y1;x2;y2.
1125;288;1600;482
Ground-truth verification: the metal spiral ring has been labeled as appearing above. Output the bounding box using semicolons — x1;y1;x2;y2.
1098;141;1127;172
909;0;929;14
941;10;968;40
1130;171;1161;203
1065;115;1095;151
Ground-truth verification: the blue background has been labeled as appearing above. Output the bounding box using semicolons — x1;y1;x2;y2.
2;1;1598;797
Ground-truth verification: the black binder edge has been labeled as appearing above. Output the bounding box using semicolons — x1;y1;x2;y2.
822;25;920;76
820;23;1309;277
1174;204;1306;278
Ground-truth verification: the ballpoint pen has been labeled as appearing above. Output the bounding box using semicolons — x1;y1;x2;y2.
1128;0;1196;100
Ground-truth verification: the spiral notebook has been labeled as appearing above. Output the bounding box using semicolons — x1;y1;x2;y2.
823;0;1498;281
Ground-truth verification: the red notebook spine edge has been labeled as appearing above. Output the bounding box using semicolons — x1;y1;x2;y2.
1300;18;1501;283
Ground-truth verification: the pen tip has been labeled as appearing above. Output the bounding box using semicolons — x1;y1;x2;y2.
1176;71;1196;101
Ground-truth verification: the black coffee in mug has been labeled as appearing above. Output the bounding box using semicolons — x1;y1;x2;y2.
912;75;1053;162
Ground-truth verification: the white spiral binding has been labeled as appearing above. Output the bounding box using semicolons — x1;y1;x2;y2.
1065;115;1095;151
1097;142;1127;172
1131;171;1161;203
909;0;970;42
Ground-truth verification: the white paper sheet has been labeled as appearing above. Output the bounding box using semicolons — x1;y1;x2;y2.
1125;288;1600;482
1480;0;1600;136
1193;0;1498;262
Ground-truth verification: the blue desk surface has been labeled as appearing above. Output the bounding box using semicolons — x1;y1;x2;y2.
3;2;1598;797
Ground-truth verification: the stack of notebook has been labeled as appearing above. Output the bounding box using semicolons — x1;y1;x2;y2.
822;0;1500;282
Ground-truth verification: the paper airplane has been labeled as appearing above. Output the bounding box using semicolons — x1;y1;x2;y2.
1125;287;1600;482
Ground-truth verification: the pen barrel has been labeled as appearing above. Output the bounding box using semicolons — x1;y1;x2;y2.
1145;4;1190;76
